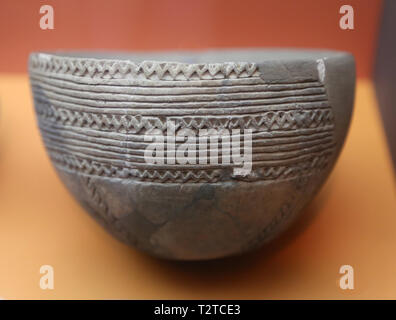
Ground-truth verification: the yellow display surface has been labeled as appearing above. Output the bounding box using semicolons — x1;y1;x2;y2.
0;74;394;299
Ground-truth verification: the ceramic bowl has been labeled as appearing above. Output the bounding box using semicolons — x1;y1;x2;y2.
29;49;355;260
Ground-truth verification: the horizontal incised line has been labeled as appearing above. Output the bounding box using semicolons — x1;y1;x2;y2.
32;90;329;110
31;86;326;109
46;147;333;170
30;73;324;95
43;137;335;167
34;97;330;116
30;81;326;104
39;123;333;150
30;76;325;101
41;125;333;153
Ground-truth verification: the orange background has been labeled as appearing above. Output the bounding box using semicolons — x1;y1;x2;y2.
0;0;383;77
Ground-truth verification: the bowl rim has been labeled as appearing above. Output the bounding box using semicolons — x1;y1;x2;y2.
29;48;353;65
